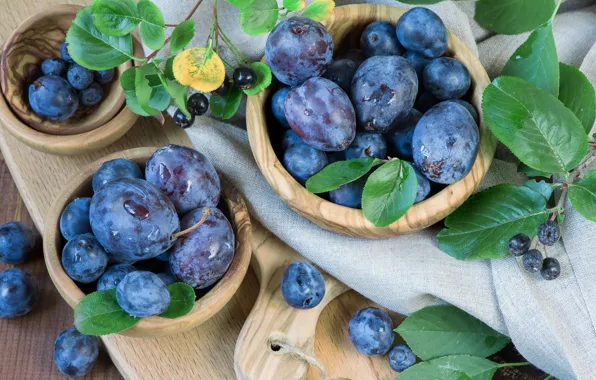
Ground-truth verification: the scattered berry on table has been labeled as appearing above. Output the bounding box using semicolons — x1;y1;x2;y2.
271;87;292;128
507;233;532;257
173;109;195;129
412;165;431;203
448;99;479;124
213;76;230;96
0;222;35;264
29;75;78;120
116;271;171;317
62;233;109;283
360;21;404;57
94;68;115;85
0;268;39;318
283;143;328;184
386;109;422;162
67;64;94;90
59;197;92;241
96;264;137;291
345;133;387;160
522;249;543;273
349;307;394;356
281;129;301;151
187;93;209;116
60;42;74;63
541;257;561;280
92;158;143;192
78;82;104;106
403;50;432;84
329;177;366;209
538;220;560;246
322;59;359;94
233;66;257;90
281;262;326;309
53;328;99;379
388;344;416;372
396;7;448;58
41;58;67;76
423;57;471;100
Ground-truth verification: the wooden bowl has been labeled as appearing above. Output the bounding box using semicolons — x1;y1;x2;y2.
43;147;253;338
246;4;497;238
0;5;140;155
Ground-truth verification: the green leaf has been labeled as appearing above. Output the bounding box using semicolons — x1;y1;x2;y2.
138;0;166;50
301;0;335;22
210;85;243;119
306;158;378;193
135;64;160;115
226;0;255;9
398;0;447;3
164;56;175;80
170;20;195;54
243;62;272;96
397;362;471;380
517;162;552;178
74;289;141;336
430;356;500;380
121;67;150;116
482;76;588;173
66;6;135;70
474;0;557;35
148;85;171;111
283;0;305;12
524;179;555;201
437;184;550;260
92;0;140;37
568;170;596;222
559;63;596;134
502;22;558;96
160;283;196;319
158;74;190;118
396;305;510;361
362;160;417;227
239;0;279;36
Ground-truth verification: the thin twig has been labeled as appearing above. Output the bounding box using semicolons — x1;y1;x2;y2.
570;150;596;182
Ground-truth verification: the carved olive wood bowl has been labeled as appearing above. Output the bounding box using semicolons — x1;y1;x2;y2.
43;147;253;338
246;4;497;238
0;5;140;155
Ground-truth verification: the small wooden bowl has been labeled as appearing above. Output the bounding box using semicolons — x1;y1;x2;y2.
0;5;140;155
43;147;253;338
247;4;497;238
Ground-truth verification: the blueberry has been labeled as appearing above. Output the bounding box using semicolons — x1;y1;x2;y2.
523;249;543;273
67;64;94;90
60;42;74;63
348;307;394;356
271;87;291;128
323;59;358;94
541;257;561;280
60;198;92;241
329;177;366;208
360;21;404;57
95;69;115;85
283;143;328;184
538;220;560;246
345;133;387;159
386;109;422;161
187;93;209;116
415;91;439;113
389;344;416;372
233;66;257;90
282;129;302;151
145;144;221;215
423;58;471;100
169;207;235;289
412;165;431;203
173;109;195;129
62;233;109;283
157;271;177;286
265;17;333;86
281;262;325;309
92;158;143;192
448;99;478;124
96;264;136;291
396;7;448;58
413;101;479;184
213;76;230;96
0;222;35;264
53;328;99;378
29;75;79;120
0;268;39;318
78;82;104;106
41;58;67;76
403;50;431;83
507;233;531;257
116;271;171;317
340;49;366;66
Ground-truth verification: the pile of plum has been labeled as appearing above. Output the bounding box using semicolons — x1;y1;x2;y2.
59;144;235;319
28;41;114;121
267;8;480;208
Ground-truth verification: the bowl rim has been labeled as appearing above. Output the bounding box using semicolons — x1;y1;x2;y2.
246;4;497;238
0;4;140;156
43;146;253;338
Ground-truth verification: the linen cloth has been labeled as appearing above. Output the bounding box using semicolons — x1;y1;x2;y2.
149;1;596;378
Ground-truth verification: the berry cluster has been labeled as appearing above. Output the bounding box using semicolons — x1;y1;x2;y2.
507;220;562;281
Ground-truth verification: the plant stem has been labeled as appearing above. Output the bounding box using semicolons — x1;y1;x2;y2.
589;141;596;147
496;361;531;369
544;376;553;380
552;0;563;19
218;25;249;65
551;185;568;221
165;23;178;27
570;150;596;181
171;207;211;239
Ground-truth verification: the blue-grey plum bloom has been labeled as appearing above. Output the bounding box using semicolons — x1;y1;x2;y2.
116;271;171;317
92;158;143;192
60;198;92;241
349;307;394;356
29;75;78;120
62;233;109;283
281;262;326;309
283;143;328;184
396;7;448;58
360;21;404;57
0;222;35;264
54;328;99;378
96;264;137;291
0;268;39;318
423;58;471;100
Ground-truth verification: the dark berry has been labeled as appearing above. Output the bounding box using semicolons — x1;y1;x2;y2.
538;220;560;246
507;233;531;256
541;257;561;280
95;69;115;85
522;249;542;273
78;82;104;106
173;109;195;129
187;93;209;116
213;76;230;96
67;64;94;90
233;66;257;90
388;344;416;372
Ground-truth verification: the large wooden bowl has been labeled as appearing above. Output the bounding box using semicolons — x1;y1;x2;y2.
247;4;497;238
43;147;253;338
0;5;140;155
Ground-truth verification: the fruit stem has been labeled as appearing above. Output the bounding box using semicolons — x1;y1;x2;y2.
217;25;249;65
497;362;531;369
171;207;211;239
550;186;568;221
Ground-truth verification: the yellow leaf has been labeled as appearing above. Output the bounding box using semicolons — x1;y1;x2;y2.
302;0;334;22
173;47;225;92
